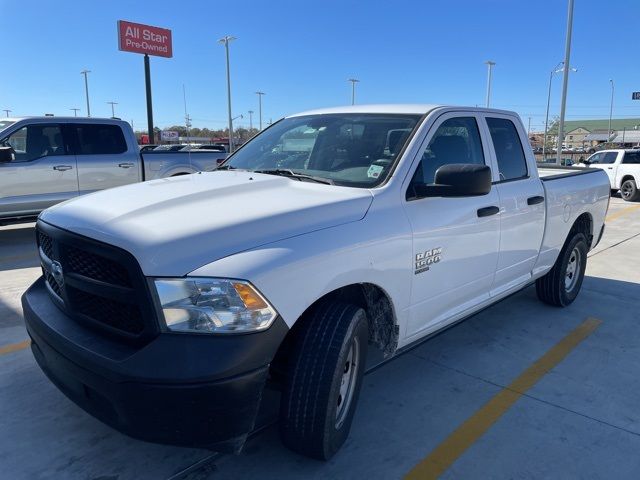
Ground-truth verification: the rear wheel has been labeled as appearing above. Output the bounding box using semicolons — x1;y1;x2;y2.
620;179;640;202
279;302;368;460
536;232;588;307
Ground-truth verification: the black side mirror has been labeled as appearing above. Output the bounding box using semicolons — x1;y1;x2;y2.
414;164;492;198
0;146;15;163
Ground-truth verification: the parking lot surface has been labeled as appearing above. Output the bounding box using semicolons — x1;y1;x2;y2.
2;196;640;479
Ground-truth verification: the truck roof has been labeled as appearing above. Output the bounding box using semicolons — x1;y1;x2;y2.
287;104;518;117
5;116;127;123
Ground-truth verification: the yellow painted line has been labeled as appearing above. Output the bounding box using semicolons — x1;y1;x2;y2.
405;317;602;480
0;339;31;356
606;204;640;222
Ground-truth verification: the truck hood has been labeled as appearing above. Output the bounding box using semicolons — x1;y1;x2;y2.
40;171;373;276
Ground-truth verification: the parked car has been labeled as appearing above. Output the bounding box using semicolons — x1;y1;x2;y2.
0;117;227;224
181;144;227;152
153;144;188;152
580;149;640;201
22;105;609;460
139;144;158;152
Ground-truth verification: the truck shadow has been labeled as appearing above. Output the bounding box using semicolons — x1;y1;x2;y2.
0;223;40;270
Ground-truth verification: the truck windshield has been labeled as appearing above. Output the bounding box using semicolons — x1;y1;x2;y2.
222;113;421;187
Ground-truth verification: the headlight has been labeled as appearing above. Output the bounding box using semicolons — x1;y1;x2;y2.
154;278;277;333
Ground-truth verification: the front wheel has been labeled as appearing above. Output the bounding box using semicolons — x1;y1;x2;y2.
536;232;588;307
279;302;368;460
620;179;640;202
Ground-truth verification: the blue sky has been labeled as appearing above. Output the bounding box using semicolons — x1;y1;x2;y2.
2;0;640;132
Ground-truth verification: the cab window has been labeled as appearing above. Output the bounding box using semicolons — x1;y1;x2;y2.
1;124;66;162
486;117;528;181
407;116;485;199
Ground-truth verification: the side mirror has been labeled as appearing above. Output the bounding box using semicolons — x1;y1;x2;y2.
0;146;15;163
415;164;492;197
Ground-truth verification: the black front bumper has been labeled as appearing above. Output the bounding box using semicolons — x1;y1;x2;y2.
22;277;288;452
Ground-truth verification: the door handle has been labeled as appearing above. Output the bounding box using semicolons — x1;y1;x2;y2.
118;162;135;168
607;167;613;170
527;195;545;205
477;206;500;217
52;165;72;171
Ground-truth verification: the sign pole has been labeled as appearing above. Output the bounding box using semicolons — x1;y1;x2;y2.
144;54;154;144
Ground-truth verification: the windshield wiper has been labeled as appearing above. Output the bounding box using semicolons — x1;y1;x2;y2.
253;169;334;185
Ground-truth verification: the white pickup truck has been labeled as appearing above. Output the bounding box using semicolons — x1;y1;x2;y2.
0;117;227;224
22;105;609;460
581;149;640;201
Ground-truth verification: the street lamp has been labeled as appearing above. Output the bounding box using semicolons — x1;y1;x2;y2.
608;79;614;143
80;70;91;117
2;109;11;118
543;62;576;159
484;61;496;107
255;91;265;130
107;101;118;118
348;78;360;105
70;108;80;117
248;110;254;130
218;35;236;153
556;0;575;165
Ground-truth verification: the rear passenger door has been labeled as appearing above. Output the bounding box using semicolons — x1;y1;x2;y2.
72;123;140;194
481;114;545;295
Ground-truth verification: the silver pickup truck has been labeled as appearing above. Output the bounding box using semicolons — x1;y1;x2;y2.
0;117;226;224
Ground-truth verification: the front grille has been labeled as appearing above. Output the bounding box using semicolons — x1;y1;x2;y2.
36;222;158;343
38;231;53;258
64;245;131;287
66;286;145;335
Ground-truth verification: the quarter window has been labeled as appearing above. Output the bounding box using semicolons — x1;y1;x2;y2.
1;124;65;162
486;117;528;181
622;152;640;164
74;124;127;155
409;116;485;193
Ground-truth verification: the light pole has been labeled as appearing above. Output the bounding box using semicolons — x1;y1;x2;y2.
70;108;80;117
255;91;265;130
543;62;576;159
484;61;496;107
556;0;575;165
608;79;614;143
80;70;91;117
348;78;360;105
107;101;118;118
248;110;254;130
219;35;236;152
3;109;11;118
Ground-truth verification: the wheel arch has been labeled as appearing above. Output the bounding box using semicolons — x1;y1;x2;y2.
568;211;594;248
270;282;399;383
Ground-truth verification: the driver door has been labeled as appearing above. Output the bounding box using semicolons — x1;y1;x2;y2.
0;123;78;217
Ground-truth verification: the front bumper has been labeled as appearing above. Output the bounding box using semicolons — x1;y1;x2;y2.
22;277;288;452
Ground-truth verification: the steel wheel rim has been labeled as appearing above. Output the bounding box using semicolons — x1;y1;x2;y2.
621;183;632;199
565;247;581;292
335;336;359;429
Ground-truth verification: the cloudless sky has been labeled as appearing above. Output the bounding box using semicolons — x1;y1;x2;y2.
2;0;640;132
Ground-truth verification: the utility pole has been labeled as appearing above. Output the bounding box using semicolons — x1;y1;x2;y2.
81;70;91;117
608;79;614;143
70;108;80;117
528;117;531;136
255;91;265;130
3;109;11;117
248;110;254;130
484;61;496;107
183;84;191;142
107;101;118;118
219;35;236;153
556;0;575;165
348;78;360;105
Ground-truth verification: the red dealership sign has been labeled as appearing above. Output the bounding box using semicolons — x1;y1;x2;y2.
118;20;172;58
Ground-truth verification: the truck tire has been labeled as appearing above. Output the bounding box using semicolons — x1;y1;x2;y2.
280;302;368;460
620;179;640;202
536;232;588;307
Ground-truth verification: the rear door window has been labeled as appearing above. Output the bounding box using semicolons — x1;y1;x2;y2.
622;152;640;164
486;117;528;181
74;124;127;155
